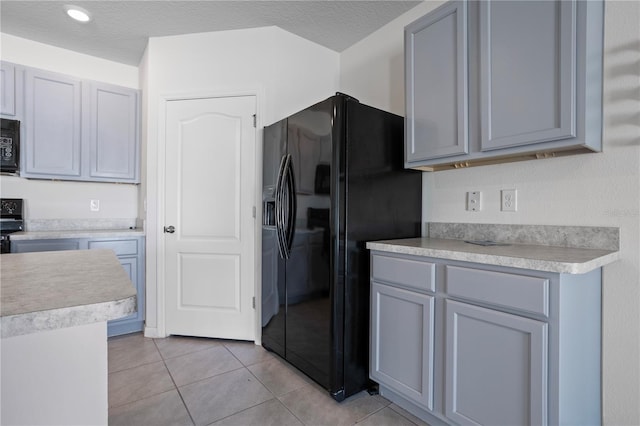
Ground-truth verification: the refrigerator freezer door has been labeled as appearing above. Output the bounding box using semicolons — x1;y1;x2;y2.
262;119;288;359
284;97;335;391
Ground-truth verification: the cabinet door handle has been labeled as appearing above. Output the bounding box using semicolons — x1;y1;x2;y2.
164;226;175;233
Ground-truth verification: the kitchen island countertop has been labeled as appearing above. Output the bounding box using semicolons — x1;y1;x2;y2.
1;249;136;338
367;237;620;274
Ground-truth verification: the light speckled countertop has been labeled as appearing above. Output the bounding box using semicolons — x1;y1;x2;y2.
367;237;619;274
9;228;144;240
1;249;136;338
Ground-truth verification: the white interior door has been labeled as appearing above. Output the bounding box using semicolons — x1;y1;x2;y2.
164;95;256;340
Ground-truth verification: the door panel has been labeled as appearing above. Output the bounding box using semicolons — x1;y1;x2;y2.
179;253;239;309
165;95;256;340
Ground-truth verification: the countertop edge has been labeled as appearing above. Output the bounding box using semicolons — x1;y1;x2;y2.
9;229;145;240
1;295;136;339
366;239;620;274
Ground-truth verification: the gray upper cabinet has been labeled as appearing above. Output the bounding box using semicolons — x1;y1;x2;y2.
19;65;140;183
405;1;468;161
405;0;604;171
88;82;139;181
479;1;576;151
23;68;83;177
1;62;19;118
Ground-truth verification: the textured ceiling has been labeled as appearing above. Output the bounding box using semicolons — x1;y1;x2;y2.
0;1;423;66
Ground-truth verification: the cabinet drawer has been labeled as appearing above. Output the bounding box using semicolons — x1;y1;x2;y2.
372;254;435;293
446;266;549;317
88;239;138;256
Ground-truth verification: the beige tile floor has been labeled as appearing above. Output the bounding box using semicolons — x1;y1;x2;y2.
108;333;429;426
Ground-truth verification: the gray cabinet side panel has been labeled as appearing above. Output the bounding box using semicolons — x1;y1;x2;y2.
480;0;577;150
89;83;139;181
24;69;82;176
445;300;548;426
405;0;468;162
554;270;602;424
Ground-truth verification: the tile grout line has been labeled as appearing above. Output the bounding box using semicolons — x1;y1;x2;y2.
152;337;197;426
386;404;425;426
242;358;309;426
213;343;308;425
109;335;423;426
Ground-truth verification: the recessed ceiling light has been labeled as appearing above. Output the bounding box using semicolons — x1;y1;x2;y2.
65;5;92;23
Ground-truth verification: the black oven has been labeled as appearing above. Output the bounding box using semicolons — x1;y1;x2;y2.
0;198;24;253
1;119;20;175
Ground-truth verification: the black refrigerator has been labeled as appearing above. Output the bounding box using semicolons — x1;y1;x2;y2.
261;93;421;401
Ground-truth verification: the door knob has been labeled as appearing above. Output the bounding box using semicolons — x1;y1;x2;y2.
164;226;175;233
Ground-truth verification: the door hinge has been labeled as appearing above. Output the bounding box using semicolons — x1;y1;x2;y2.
252;297;255;309
253;114;257;128
252;206;256;218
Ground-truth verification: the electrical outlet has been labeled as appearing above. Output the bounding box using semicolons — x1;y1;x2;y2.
501;189;517;212
467;191;482;212
90;199;100;212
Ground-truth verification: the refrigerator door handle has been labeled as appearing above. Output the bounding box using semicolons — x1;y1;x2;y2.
284;155;297;257
274;155;289;259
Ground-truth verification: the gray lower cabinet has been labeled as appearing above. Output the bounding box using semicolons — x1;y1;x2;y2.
370;282;435;410
11;236;145;337
16;63;140;183
445;300;547;426
370;251;602;425
405;0;604;171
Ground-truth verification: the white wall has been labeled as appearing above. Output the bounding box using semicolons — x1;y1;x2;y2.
340;1;640;424
0;33;139;222
142;26;339;334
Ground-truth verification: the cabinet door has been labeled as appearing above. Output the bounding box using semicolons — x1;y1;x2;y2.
405;0;468;162
11;239;81;253
480;0;577;151
1;62;17;117
371;282;435;410
445;300;547;426
88;82;139;181
24;68;82;177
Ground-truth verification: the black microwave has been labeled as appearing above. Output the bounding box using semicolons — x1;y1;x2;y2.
0;119;20;174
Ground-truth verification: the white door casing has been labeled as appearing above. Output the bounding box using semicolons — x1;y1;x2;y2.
163;95;256;340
